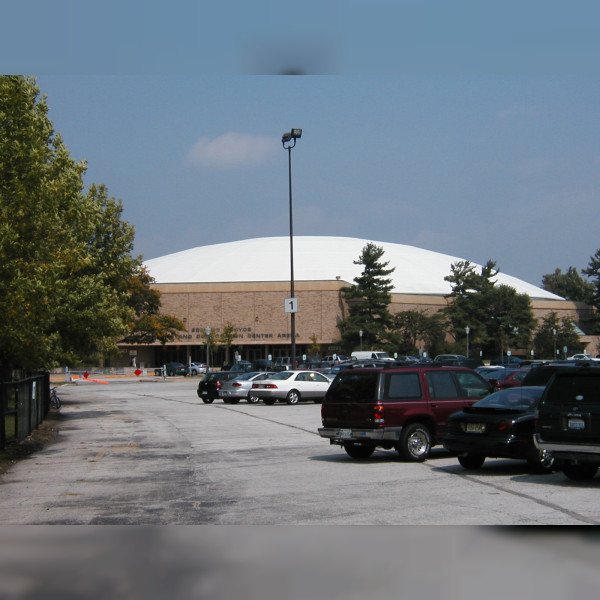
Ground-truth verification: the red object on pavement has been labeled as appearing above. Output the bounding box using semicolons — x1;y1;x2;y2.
134;369;142;377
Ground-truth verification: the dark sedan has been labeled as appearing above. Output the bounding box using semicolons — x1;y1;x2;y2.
443;386;554;473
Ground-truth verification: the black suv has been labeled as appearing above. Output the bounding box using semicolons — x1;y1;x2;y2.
534;364;600;480
197;372;239;403
319;365;491;461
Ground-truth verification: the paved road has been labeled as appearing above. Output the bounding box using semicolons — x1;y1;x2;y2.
2;378;600;525
3;378;600;599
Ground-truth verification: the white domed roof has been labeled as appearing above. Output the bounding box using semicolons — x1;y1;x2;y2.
144;236;561;300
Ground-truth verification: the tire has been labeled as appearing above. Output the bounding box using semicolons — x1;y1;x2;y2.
229;399;240;404
286;390;300;405
563;463;598;481
527;450;555;474
344;442;375;459
247;394;260;404
202;398;214;404
263;399;276;406
397;423;432;462
458;454;486;470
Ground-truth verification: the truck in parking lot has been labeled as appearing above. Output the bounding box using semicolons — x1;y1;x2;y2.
534;364;600;480
319;365;492;461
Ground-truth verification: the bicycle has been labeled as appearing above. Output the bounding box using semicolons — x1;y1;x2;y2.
50;387;61;409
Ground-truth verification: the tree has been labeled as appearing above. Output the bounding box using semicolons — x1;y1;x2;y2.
582;249;600;334
388;309;448;358
121;266;185;346
533;312;583;359
337;243;395;352
444;259;536;357
0;75;169;371
218;322;238;365
542;267;594;303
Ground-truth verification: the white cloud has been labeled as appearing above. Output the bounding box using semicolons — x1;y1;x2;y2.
185;132;279;168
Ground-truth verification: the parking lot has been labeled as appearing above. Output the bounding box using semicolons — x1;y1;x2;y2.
1;377;600;525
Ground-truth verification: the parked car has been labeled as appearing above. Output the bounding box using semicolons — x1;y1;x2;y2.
189;362;208;375
196;371;240;403
534;363;600;480
221;361;254;373
163;362;189;376
442;386;553;472
251;359;277;371
219;371;277;404
318;365;492;461
487;368;529;391
251;370;332;405
490;356;523;367
434;354;466;362
351;351;394;361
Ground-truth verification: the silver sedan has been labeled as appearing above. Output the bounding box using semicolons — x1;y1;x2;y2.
251;370;332;405
219;371;276;404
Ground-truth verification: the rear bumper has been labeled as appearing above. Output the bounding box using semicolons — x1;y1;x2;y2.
318;427;403;445
534;434;600;460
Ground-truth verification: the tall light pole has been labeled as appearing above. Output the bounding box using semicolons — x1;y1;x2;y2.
205;326;211;373
553;328;557;360
465;326;470;358
282;128;302;369
359;329;363;351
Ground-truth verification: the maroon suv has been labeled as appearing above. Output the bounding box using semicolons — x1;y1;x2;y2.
318;365;491;461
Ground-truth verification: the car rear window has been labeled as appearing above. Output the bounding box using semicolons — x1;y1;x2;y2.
545;373;600;406
383;372;422;400
324;371;379;403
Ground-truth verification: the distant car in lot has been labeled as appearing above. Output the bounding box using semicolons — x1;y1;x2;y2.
251;370;332;405
197;372;240;403
443;386;554;473
221;361;254;373
487;368;529;391
189;362;208;375
434;354;466;362
219;371;277;404
163;362;189;376
490;356;523;367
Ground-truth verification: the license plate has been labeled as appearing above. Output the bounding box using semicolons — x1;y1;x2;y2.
336;429;352;439
568;418;585;430
202;390;208;395
466;423;486;434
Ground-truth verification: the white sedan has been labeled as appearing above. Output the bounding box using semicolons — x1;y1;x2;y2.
251;370;332;405
219;371;276;404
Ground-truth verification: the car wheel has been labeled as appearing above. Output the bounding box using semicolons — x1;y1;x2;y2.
397;423;432;462
343;442;375;459
458;454;486;470
263;399;276;406
286;390;300;405
202;398;214;404
247;394;260;404
527;450;555;473
563;463;598;481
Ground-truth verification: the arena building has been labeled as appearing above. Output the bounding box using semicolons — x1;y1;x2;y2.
119;236;588;369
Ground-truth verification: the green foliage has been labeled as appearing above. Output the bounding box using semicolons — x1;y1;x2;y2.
0;75;179;370
388;309;447;357
338;242;395;352
444;259;536;356
533;312;583;359
542;267;594;303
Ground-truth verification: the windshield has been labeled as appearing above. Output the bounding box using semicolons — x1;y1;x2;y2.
472;387;544;411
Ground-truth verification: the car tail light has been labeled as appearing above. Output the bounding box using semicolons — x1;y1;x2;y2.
497;420;514;431
215;382;222;389
373;402;384;424
264;384;278;389
233;383;242;387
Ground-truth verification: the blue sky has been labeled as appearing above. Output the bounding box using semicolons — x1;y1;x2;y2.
8;1;600;288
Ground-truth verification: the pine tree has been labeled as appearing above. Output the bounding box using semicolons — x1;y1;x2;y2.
338;242;395;352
